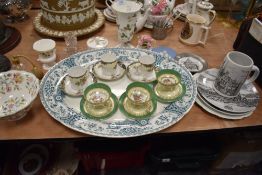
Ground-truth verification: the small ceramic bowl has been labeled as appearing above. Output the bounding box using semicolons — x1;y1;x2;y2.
0;70;39;121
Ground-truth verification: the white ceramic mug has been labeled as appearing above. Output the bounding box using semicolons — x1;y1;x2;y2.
214;51;260;97
100;53;117;76
179;14;210;46
67;66;88;91
138;55;155;74
33;39;56;70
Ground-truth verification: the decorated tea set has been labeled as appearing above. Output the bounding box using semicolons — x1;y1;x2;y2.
0;0;260;137
58;51;186;120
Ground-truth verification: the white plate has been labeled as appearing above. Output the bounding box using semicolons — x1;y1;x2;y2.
197;68;260;113
103;9;116;22
39;48;197;138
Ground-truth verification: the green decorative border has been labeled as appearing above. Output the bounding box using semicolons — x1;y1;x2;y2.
156;69;181;85
80;93;118;120
83;82;111;100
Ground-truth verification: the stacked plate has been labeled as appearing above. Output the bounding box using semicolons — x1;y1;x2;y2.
103;7;116;22
194;68;260;120
172;3;192;21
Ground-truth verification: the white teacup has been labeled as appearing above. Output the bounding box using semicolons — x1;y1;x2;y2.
214;51;260;97
138;55;156;74
67;66;88;91
33;39;56;70
100;53;117;76
179;14;210;46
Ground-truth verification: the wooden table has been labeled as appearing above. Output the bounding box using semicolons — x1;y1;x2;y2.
1;10;262;140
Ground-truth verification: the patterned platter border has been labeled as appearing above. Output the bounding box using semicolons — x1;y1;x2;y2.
39;48;197;138
33;9;105;38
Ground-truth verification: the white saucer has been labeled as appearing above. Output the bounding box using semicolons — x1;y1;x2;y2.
197;68;260;113
103;9;116;22
60;72;97;97
92;61;126;81
127;62;156;83
104;7;116;18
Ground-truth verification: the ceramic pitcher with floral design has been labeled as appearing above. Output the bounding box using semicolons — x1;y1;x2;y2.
111;0;142;47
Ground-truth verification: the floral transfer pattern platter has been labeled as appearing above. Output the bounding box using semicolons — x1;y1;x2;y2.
39;48;197;138
33;9;105;38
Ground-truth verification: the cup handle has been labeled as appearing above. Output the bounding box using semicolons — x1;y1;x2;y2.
106;0;114;10
207;10;216;26
246;65;260;84
198;25;210;46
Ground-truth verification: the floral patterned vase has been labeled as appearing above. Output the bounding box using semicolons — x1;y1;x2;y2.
112;1;142;47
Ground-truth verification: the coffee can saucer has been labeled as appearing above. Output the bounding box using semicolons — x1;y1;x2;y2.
59;72;97;97
126;62;157;83
92;61;126;81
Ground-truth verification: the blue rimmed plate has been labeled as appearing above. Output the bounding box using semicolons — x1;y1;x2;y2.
39;48;197;138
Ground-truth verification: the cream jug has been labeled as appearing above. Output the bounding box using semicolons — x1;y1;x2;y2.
179;14;210;46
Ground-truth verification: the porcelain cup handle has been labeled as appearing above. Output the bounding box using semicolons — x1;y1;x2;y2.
245;65;260;84
207;10;216;26
199;25;210;46
106;0;114;10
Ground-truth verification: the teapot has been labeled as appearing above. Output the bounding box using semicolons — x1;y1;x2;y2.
196;0;216;26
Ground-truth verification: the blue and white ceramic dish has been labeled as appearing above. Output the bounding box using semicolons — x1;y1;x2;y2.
39;48;197;138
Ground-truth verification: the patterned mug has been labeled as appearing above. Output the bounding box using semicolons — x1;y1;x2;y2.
213;51;260;97
100;52;117;76
67;66;88;91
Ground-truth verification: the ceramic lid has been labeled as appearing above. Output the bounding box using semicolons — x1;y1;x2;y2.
197;0;214;10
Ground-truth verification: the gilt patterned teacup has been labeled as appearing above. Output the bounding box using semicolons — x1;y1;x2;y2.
84;83;111;112
156;69;181;91
67;66;88;91
138;55;156;75
33;39;56;59
33;39;56;70
126;82;152;109
100;52;118;76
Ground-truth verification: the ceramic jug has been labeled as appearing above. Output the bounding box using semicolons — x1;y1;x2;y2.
196;0;216;26
179;14;210;46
